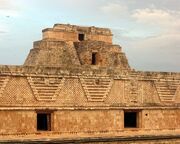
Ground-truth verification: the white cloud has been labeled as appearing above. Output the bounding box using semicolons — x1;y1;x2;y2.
0;0;12;9
0;0;19;10
101;2;128;16
126;33;180;71
111;7;180;71
0;0;21;17
132;8;180;34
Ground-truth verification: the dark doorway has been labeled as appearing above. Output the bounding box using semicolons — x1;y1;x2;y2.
124;111;137;128
92;53;97;65
37;113;51;131
78;33;85;41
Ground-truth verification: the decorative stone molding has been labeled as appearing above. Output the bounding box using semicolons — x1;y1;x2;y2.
27;76;65;101
155;79;180;102
80;76;113;102
0;76;10;97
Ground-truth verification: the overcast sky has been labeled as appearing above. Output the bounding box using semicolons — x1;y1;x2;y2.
0;0;180;72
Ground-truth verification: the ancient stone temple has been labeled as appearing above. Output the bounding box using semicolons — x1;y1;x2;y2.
0;24;180;143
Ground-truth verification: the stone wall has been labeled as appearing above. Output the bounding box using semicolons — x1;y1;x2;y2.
0;111;35;134
24;24;129;67
0;68;179;135
24;39;129;68
24;41;80;66
54;109;180;133
142;110;180;130
54;110;123;133
0;67;179;106
0;109;179;135
42;24;112;43
74;41;130;69
0;23;180;141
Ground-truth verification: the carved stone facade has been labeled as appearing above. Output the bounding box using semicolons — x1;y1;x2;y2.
0;24;179;143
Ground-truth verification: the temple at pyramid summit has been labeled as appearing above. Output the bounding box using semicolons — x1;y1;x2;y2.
0;24;180;143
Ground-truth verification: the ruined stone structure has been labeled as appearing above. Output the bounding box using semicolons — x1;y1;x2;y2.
0;24;180;143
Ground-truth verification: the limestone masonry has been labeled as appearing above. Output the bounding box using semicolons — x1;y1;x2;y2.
0;24;180;143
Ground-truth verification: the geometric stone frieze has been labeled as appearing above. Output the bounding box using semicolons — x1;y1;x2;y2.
80;77;113;102
27;76;65;101
155;79;180;102
0;76;10;97
124;79;141;104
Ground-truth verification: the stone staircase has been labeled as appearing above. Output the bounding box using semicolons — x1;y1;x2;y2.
80;77;113;102
27;77;65;101
155;79;179;102
0;76;9;97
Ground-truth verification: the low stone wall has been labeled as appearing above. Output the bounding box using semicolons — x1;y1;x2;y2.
0;135;180;143
0;109;179;135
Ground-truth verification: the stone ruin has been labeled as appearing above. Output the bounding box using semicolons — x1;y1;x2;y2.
0;24;179;143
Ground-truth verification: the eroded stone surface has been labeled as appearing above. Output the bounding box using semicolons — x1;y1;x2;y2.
0;24;179;143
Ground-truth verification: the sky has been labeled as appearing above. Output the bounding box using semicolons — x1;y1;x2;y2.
0;0;180;72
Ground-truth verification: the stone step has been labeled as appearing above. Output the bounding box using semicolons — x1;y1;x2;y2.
156;81;179;84
161;100;174;102
88;97;105;100
30;83;59;86
37;91;55;94
155;82;178;87
157;87;176;90
156;84;169;87
83;82;110;84
37;92;55;95
38;96;54;99
35;87;58;91
83;84;110;86
84;79;111;82
88;93;105;96
87;96;105;99
89;96;105;99
161;98;174;100
158;94;175;97
159;95;174;98
160;79;179;82
85;88;109;90
157;90;176;93
89;92;106;95
156;81;179;83
157;91;175;94
38;97;55;100
159;97;174;100
32;85;59;89
89;99;104;102
157;88;176;91
86;86;109;89
159;94;174;97
86;85;109;87
85;90;109;93
159;93;174;97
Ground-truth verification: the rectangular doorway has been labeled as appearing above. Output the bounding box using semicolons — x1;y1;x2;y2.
92;52;97;65
78;33;85;41
37;113;51;131
124;111;139;128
